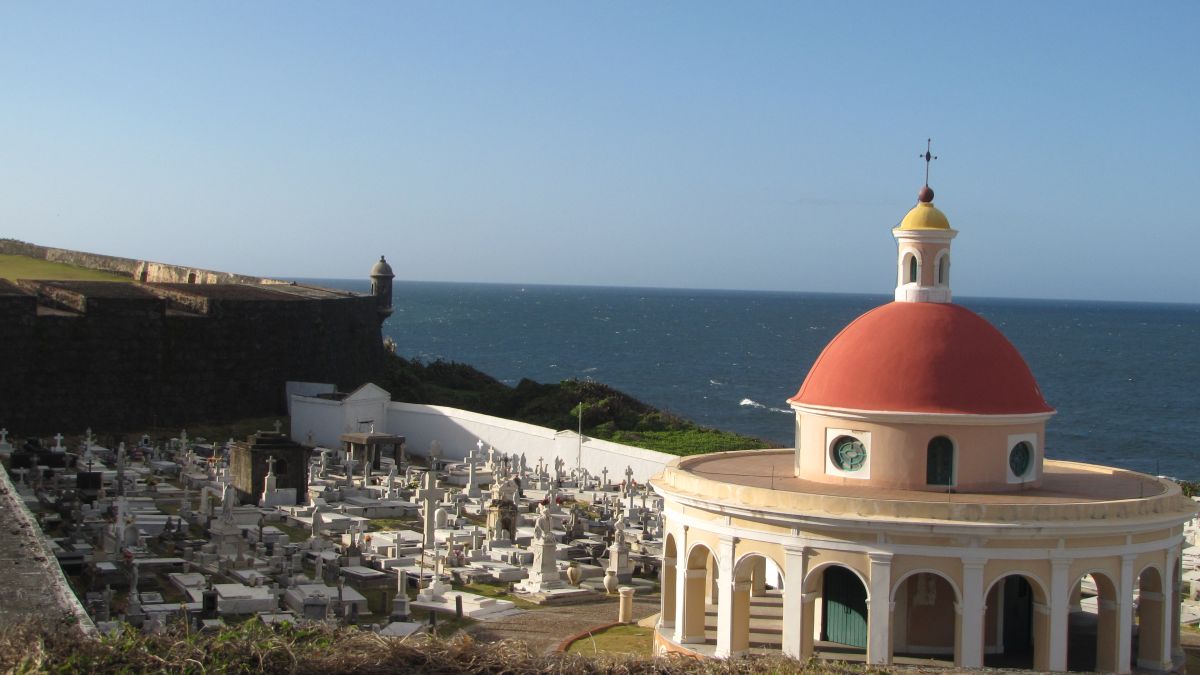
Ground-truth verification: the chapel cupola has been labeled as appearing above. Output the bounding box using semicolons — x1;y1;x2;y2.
893;141;956;303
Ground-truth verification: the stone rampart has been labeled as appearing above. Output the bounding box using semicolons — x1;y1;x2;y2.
0;244;388;434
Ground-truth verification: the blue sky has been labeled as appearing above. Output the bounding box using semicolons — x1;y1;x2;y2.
2;2;1197;302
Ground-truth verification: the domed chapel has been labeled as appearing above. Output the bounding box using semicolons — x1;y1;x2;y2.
650;165;1196;672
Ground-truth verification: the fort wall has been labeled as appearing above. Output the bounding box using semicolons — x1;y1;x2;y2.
0;241;389;434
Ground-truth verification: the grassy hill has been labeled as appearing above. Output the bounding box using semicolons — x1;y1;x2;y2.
0;253;129;282
380;354;776;455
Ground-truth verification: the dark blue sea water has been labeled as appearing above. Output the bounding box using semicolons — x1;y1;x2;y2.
307;280;1200;480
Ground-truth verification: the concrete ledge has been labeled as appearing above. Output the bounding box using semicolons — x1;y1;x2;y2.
0;468;95;634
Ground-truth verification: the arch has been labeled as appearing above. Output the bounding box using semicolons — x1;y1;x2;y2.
1135;565;1168;670
907;253;919;283
983;572;1049;671
681;543;717;645
925;436;955;487
891;569;961;663
935;250;950;286
890;568;961;605
729;552;785;654
1067;570;1120;672
661;533;678;630
804;562;870;654
187;272;197;284
804;560;871;599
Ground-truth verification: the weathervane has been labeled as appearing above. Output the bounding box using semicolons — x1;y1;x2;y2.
920;138;937;186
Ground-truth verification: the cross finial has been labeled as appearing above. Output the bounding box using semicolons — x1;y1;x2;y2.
920;138;937;186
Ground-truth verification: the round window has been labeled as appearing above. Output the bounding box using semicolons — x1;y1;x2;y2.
832;436;867;472
1009;441;1032;477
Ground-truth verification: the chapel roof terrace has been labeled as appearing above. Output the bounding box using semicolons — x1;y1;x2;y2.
653;449;1195;528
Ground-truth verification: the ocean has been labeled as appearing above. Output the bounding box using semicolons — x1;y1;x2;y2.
309;279;1200;481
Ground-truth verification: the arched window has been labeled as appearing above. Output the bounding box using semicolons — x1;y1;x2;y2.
926;436;954;486
937;255;949;285
908;255;918;283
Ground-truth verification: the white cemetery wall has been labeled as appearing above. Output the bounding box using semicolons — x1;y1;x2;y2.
285;382;337;415
289;385;677;482
289;395;343;448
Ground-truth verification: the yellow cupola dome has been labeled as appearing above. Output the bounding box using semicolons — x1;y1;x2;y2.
898;186;950;230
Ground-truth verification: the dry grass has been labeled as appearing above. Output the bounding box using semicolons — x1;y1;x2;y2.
0;620;883;674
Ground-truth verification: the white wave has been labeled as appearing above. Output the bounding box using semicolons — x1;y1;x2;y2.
771;407;792;415
709;379;724;386
739;398;766;409
582;367;598;373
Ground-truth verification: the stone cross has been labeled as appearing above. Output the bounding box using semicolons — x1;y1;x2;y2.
85;427;93;448
52;433;64;451
475;439;483;460
417;472;445;550
624;466;634;493
0;428;7;445
602;467;609;486
273;420;282;434
179;429;188;446
266;455;277;476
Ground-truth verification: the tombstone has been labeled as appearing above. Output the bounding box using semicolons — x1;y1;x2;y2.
466;460;480;499
385;462;398;499
602;467;609;488
607;525;632;583
624;466;634;495
393;566;412;619
51;433;65;452
417;472;445;550
516;504;564;593
0;428;11;456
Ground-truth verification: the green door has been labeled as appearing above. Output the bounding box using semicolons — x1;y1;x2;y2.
822;566;868;648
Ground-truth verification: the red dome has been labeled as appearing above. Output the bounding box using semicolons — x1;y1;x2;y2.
790;302;1053;415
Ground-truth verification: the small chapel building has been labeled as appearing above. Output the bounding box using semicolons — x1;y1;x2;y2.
651;181;1196;672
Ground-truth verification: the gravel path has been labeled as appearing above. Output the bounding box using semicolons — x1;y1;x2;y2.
465;593;661;654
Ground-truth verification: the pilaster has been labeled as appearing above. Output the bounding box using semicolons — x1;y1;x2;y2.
958;558;986;668
782;546;807;659
867;552;893;665
1048;557;1072;672
714;536;736;657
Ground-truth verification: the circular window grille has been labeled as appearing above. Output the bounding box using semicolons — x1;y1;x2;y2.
833;437;867;472
1009;441;1032;477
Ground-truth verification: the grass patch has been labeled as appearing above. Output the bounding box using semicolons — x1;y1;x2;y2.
566;623;654;657
272;521;312;543
369;518;418;532
595;428;768;456
454;581;542;610
0;254;129;282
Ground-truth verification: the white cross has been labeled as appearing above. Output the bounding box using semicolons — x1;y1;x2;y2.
266;455;277;475
273;420;282;434
0;428;8;444
53;433;64;449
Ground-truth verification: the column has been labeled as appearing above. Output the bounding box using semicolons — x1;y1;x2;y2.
661;554;677;629
1048;557;1072;672
1117;554;1135;674
867;552;893;666
782;546;807;659
1159;546;1178;670
958;558;986;668
714;536;737;657
672;526;691;642
680;568;708;643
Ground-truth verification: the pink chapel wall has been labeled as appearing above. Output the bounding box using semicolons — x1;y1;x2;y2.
794;409;1046;492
